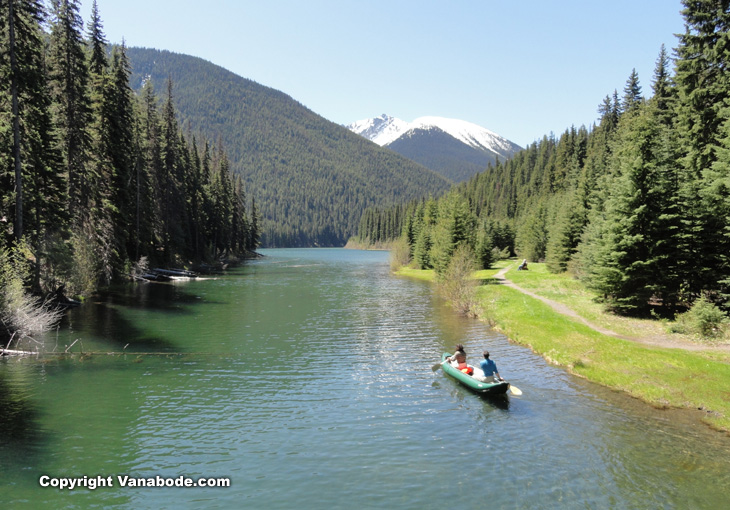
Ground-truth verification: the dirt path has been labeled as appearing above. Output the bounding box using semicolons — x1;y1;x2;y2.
493;267;730;353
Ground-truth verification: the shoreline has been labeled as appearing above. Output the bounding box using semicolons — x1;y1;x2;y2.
397;262;730;434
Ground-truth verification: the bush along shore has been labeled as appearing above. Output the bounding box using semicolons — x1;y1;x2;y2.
398;260;730;434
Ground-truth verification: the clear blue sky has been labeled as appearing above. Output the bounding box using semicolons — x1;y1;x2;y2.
78;0;686;148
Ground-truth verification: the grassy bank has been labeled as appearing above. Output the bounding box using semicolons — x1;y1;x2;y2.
398;262;730;433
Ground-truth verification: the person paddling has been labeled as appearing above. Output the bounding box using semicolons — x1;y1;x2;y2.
445;343;473;375
478;350;503;383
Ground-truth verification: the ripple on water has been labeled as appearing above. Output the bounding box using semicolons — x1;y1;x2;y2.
7;249;730;510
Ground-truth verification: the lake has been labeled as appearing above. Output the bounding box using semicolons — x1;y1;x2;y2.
2;248;730;509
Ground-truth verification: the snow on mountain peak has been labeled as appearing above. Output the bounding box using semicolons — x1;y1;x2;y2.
347;114;409;146
347;114;519;157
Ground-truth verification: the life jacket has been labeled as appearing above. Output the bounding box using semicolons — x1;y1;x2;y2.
458;363;474;376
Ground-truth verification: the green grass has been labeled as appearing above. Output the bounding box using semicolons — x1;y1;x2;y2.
396;261;730;432
506;262;672;339
394;266;436;281
504;262;730;362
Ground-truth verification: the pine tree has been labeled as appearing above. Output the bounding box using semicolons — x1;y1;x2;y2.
247;197;260;251
651;44;676;125
200;140;214;252
710;107;730;304
597;93;620;133
585;102;683;313
2;0;60;242
138;80;163;259
4;0;30;240
430;191;475;274
2;0;67;289
160;79;185;260
411;199;437;269
212;149;233;256
475;224;495;270
516;201;549;262
85;0;106;75
674;0;730;301
186;136;203;259
675;0;730;176
85;4;125;282
622;69;644;113
105;43;137;268
412;225;433;269
48;0;94;224
545;191;587;273
232;174;249;254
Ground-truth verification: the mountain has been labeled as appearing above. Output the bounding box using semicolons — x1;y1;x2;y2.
347;115;522;182
125;49;451;247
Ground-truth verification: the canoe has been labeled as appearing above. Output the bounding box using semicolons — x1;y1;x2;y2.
439;353;511;395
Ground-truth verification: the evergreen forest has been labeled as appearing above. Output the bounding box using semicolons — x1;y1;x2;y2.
357;1;730;317
1;0;259;342
123;47;452;247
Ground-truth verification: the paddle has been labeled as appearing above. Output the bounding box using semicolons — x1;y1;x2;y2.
432;360;447;371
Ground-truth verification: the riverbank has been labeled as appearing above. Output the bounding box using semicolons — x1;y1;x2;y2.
397;261;730;433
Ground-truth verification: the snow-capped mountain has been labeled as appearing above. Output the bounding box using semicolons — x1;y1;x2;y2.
346;115;410;146
347;114;522;182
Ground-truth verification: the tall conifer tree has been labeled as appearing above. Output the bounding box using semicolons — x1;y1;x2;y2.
2;0;66;290
675;0;730;299
622;69;644;113
86;0;106;75
98;43;137;274
48;0;94;224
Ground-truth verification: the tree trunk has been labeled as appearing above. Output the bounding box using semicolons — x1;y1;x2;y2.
9;0;23;239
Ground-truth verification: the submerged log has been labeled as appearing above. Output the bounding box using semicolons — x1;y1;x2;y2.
151;268;198;278
1;348;40;356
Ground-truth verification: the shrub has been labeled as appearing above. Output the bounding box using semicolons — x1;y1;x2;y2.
436;245;479;317
1;243;63;350
389;237;411;271
69;226;99;297
492;246;511;261
670;296;728;338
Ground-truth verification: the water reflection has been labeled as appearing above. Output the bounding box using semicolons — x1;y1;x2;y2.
57;281;215;353
0;364;43;446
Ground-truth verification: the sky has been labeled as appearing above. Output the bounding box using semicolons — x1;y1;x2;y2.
76;0;686;148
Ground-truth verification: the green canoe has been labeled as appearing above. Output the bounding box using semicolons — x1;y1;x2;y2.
439;353;511;395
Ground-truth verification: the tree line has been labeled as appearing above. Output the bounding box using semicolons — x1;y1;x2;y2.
1;0;259;341
358;0;730;317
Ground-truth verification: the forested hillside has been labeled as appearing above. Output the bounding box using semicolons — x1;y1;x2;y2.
386;128;496;182
358;1;730;318
1;1;258;344
125;48;451;247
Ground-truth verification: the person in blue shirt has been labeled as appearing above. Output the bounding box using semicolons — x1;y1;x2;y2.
478;351;504;383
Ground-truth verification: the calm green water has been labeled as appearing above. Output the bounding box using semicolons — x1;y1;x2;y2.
2;248;730;509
